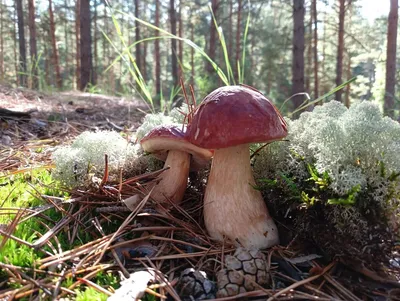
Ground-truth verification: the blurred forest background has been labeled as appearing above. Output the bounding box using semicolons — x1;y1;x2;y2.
0;0;399;117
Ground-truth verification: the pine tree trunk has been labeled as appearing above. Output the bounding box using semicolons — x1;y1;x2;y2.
228;0;233;65
16;0;27;87
0;0;4;82
191;22;194;86
134;0;141;72
93;0;98;84
49;0;62;89
13;3;19;85
344;51;351;107
312;0;319;99
207;0;218;75
236;0;242;81
335;0;345;103
178;0;183;79
79;0;93;90
75;0;81;89
292;0;305;112
384;0;398;117
154;0;161;97
28;0;38;89
64;0;70;86
170;0;178;86
305;9;312;94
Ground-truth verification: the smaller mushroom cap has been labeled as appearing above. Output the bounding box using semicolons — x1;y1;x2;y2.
187;85;288;149
140;125;213;170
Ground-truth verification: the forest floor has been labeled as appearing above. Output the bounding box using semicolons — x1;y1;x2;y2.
1;85;400;300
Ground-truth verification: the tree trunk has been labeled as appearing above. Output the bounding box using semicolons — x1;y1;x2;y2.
28;0;38;89
305;8;312;94
13;3;19;85
207;0;218;75
93;0;98;84
191;22;195;86
170;0;178;86
344;51;351;107
134;0;141;72
335;0;345;103
75;0;80;89
291;0;305;112
236;0;242;80
384;0;398;117
0;0;3;82
312;0;319;99
79;0;93;90
178;0;183;78
154;0;161;97
16;0;27;87
49;0;62;89
228;0;233;64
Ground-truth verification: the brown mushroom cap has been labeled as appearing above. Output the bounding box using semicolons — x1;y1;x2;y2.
187;85;288;149
140;124;213;170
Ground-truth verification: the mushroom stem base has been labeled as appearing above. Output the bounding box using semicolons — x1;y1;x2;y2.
204;144;279;249
151;150;190;205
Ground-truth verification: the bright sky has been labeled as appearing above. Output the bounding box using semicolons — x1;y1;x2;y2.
358;0;391;23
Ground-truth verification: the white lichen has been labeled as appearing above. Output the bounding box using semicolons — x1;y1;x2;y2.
52;131;147;188
254;99;400;214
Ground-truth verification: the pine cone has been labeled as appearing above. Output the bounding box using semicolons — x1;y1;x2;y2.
176;268;216;300
216;248;270;298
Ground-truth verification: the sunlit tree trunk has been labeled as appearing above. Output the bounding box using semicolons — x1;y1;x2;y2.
154;0;161;97
93;0;98;84
49;0;62;89
75;0;80;89
236;0;242;81
170;0;178;87
312;0;318;99
305;7;312;94
79;0;94;90
28;0;38;89
0;0;4;82
16;0;27;86
207;0;218;76
190;22;194;86
134;0;141;72
335;0;345;103
384;0;398;117
292;0;305;112
178;0;183;79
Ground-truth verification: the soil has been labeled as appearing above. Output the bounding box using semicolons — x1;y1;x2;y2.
0;84;149;171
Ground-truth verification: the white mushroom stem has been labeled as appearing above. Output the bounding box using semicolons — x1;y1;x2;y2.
151;150;190;205
203;144;279;249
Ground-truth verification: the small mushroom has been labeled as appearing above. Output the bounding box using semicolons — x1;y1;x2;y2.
187;85;288;249
140;125;212;206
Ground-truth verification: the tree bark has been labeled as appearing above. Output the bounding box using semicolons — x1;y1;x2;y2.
191;22;195;86
16;0;27;87
312;0;319;99
384;0;398;117
79;0;94;90
207;0;218;76
178;0;183;78
170;0;178;86
13;2;19;85
291;0;305;112
0;0;3;82
134;0;141;72
305;8;312;94
154;0;161;97
93;0;98;84
335;0;345;103
236;0;242;80
49;0;62;89
28;0;38;89
75;0;80;89
228;0;233;64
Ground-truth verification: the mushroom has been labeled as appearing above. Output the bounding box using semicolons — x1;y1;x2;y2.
187;85;288;249
140;124;213;206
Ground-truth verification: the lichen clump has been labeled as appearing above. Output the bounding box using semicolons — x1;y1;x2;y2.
52;131;147;188
254;100;400;261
